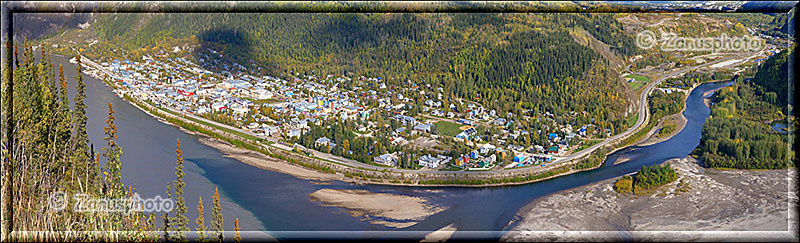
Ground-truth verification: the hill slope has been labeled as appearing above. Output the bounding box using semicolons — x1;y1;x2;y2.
87;13;641;128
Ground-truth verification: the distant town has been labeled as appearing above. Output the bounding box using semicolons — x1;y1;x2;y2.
77;42;780;173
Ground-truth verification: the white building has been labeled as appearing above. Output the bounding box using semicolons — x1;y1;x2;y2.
418;154;451;168
374;153;399;167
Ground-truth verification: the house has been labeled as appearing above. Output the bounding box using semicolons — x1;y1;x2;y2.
390;136;407;146
261;125;279;137
478;144;496;154
532;153;553;162
247;122;260;130
394;114;417;125
548;146;559;154
508;144;525;151
373;153;399;166
418;154;444;168
548;132;558;141
287;129;302;138
315;137;331;147
457;118;474;125
455;127;477;141
469;150;480;159
513;154;526;163
492;118;507;126
413;123;433;133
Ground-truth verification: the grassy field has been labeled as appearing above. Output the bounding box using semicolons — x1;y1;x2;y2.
435;121;464;137
624;74;649;92
628;81;646;91
624;73;651;82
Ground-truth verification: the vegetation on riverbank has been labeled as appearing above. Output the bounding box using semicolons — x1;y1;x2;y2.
697;49;793;170
617;89;687;148
613;164;677;195
656;119;678;139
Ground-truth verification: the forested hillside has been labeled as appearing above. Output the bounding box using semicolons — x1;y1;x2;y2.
751;48;792;111
90;12;640;127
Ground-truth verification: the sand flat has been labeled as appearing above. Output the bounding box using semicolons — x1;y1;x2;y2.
308;189;447;228
502;157;796;241
421;224;457;242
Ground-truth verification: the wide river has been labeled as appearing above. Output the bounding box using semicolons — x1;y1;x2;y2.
55;54;732;240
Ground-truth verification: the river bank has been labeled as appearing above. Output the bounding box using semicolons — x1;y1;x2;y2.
622;81;730;154
502;156;798;241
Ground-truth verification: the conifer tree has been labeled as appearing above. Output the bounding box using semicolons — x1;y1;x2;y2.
196;196;207;242
233;218;241;243
163;182;173;241
168;138;189;241
211;187;224;242
69;54;94;193
56;64;72;170
102;102;123;197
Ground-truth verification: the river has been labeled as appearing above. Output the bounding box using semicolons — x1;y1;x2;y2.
53;54;732;240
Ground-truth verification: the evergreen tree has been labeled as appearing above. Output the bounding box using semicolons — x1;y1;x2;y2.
233;218;241;243
196;196;207;242
69;54;96;193
56;64;72;172
211;187;224;242
168;138;190;241
102;102;124;197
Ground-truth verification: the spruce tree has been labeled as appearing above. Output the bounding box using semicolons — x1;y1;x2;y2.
168;138;190;241
211;187;224;242
163;182;173;241
69;54;94;193
196;196;207;242
56;64;72;176
233;218;241;243
102;102;123;197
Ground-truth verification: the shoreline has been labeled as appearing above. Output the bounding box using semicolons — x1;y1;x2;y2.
615;80;730;156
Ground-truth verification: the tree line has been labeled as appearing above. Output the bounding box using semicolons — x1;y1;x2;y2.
1;43;241;241
697;49;793;170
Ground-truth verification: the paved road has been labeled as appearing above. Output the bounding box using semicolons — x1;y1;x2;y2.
543;52;755;167
85;52;755;176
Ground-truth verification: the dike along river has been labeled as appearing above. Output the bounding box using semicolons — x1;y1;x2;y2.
56;54;732;240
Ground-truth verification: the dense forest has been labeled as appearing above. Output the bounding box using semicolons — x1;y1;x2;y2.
697;49;794;170
751;49;792;112
90;13;637;127
0;43;236;241
649;91;685;119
